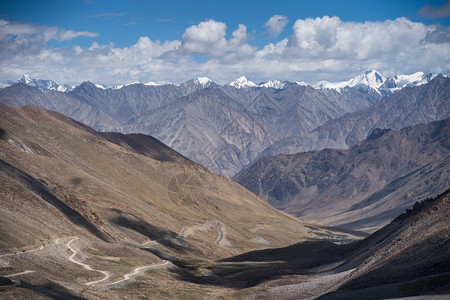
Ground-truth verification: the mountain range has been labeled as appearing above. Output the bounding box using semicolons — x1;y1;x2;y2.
2;70;432;94
235;117;450;233
1;70;446;177
260;74;450;157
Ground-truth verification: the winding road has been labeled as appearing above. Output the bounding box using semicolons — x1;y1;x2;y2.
215;221;237;254
5;270;35;277
66;237;111;286
97;260;169;286
216;221;224;245
2;236;170;288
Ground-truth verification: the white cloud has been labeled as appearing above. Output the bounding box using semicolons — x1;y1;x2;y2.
265;15;289;38
58;30;98;41
0;17;449;86
180;20;251;57
283;16;430;60
181;20;228;56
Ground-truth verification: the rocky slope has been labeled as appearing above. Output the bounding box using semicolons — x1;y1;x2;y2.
319;189;450;299
262;75;450;157
234;118;450;232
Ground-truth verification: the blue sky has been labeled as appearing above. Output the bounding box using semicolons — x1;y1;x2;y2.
0;0;449;85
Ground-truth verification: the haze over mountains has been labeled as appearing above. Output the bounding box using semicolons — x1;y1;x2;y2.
0;70;446;176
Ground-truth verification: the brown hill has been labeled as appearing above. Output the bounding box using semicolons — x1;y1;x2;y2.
318;189;450;299
0;103;356;299
234;118;450;233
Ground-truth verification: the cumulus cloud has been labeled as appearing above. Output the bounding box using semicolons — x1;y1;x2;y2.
265;15;289;38
419;1;450;18
282;16;430;60
181;20;228;56
0;17;449;85
180;20;251;57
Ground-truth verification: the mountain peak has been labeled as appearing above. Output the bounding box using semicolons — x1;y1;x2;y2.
347;70;386;90
20;74;33;84
312;70;432;95
260;80;286;89
381;72;435;92
230;76;257;88
13;75;72;92
195;77;212;86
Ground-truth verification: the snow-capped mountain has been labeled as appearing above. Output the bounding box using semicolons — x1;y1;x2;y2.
260;80;286;89
313;70;436;95
347;70;386;93
6;75;74;92
94;83;110;90
1;72;447;177
229;77;304;89
229;76;258;88
381;72;435;92
194;77;213;87
295;81;309;86
314;70;386;94
113;81;160;89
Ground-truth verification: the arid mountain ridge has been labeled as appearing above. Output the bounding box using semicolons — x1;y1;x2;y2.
1;71;446;177
234;117;450;233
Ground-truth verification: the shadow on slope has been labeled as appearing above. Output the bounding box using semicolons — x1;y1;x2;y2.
0;276;87;300
110;209;190;253
318;189;450;299
99;132;194;164
171;190;450;295
171;240;356;288
0;158;110;242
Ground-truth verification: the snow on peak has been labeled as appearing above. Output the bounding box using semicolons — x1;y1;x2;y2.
394;72;427;86
21;74;32;84
12;75;73;92
313;80;347;92
230;76;258;88
347;70;386;90
95;83;109;90
295;81;309;86
382;72;434;92
260;80;286;89
113;81;157;89
313;70;386;93
195;77;212;86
